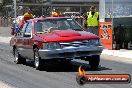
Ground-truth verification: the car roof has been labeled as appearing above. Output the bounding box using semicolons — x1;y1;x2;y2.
28;17;71;22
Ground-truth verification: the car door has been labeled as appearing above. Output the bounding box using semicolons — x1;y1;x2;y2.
22;22;34;59
15;23;27;56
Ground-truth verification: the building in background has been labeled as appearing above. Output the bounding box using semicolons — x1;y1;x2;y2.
99;0;132;50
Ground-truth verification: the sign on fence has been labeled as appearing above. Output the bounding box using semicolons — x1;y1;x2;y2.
99;22;113;49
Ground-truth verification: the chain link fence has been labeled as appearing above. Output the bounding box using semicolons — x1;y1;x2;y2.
0;6;85;27
0;5;98;27
0;16;13;27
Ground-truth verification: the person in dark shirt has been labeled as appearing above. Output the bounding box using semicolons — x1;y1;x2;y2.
114;24;126;49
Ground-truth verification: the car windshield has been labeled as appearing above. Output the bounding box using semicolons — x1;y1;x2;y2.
34;18;82;34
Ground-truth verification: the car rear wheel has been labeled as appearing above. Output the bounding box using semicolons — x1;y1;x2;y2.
13;47;26;64
89;55;100;70
34;48;43;70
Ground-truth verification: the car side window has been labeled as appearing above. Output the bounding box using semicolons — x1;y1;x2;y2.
15;23;28;37
21;23;28;33
24;22;32;37
34;22;43;33
25;22;32;34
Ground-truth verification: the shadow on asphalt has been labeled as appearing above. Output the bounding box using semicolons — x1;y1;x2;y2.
24;60;112;72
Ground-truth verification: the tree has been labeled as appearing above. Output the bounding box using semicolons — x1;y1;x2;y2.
2;0;13;6
0;0;13;16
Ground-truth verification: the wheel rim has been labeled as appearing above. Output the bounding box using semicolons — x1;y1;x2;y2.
14;49;19;62
35;52;39;68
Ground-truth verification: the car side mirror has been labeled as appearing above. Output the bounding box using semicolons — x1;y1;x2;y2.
24;33;31;37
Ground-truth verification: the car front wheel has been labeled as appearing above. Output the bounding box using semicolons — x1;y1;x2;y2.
89;55;100;70
34;48;43;70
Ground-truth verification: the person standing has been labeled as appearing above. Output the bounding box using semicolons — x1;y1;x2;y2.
114;24;126;49
50;9;62;17
19;9;33;27
23;9;33;21
86;5;99;36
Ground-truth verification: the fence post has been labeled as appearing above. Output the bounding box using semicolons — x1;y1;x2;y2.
0;17;1;27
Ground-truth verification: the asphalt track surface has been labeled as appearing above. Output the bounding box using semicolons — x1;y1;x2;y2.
0;27;132;88
0;43;132;88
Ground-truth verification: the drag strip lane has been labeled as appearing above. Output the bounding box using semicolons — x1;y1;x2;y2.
0;42;131;88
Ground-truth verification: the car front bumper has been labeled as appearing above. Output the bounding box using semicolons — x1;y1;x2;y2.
75;45;103;58
39;47;76;59
38;45;103;60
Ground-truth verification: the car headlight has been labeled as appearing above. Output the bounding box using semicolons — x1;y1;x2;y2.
89;39;101;46
43;42;61;49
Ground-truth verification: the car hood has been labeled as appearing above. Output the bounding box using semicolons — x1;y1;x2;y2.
35;30;99;42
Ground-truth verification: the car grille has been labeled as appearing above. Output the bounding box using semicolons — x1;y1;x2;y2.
60;41;89;47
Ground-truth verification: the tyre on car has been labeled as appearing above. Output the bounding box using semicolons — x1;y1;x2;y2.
34;48;44;70
89;55;100;70
13;47;26;64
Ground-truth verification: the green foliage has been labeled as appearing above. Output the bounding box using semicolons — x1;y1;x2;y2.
2;0;13;5
0;0;13;16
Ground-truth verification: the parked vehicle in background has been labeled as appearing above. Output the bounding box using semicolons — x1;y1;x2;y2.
63;12;80;18
10;17;103;70
63;12;83;25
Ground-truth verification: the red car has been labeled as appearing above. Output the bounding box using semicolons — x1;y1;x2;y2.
10;17;103;70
